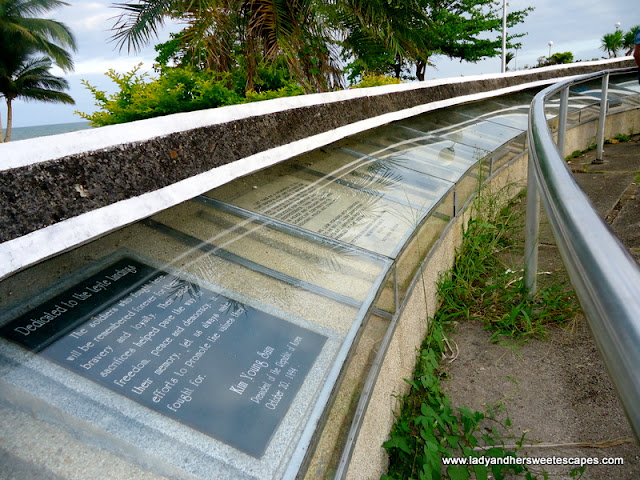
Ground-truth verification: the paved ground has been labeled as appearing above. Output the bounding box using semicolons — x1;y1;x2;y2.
441;135;640;479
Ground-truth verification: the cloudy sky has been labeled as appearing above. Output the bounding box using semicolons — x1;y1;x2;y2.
9;0;639;127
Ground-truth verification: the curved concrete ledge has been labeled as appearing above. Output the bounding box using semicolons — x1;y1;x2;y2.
0;66;638;480
0;58;634;281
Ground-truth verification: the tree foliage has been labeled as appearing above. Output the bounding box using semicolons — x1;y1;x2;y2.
111;0;532;86
85;0;533;125
352;74;402;88
112;0;342;92
0;53;74;141
623;25;640;56
0;0;76;141
601;30;623;58
339;0;532;81
77;65;241;126
600;25;639;58
536;51;574;67
0;0;76;73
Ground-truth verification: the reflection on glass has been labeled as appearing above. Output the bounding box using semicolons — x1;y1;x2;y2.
0;199;392;337
382;139;487;182
395;106;524;151
447;100;530;131
612;79;640;94
206;144;455;258
151;200;383;305
290;147;451;208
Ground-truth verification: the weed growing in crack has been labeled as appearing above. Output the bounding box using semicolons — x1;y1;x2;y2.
608;133;631;143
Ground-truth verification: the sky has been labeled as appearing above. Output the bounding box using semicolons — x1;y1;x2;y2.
8;0;639;128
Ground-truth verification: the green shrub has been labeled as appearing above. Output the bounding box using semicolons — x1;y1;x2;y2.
77;65;242;127
243;81;305;102
352;74;402;88
77;63;311;126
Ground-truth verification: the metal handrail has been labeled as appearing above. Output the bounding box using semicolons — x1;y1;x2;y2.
525;67;640;440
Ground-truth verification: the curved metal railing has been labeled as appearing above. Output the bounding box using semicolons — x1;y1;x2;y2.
525;66;640;439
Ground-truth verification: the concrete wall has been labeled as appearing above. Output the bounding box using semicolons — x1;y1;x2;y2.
562;107;640;158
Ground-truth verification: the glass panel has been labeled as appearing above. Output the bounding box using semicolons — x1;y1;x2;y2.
338;125;489;182
374;270;397;315
397;110;525;152
608;74;640;108
545;91;600;129
206;149;448;258
0;207;387;332
288;146;453;210
379;137;487;182
152;200;385;307
492;90;556;120
395;193;453;301
304;311;389;478
449;99;530;131
615;94;640;108
546;90;600;111
568;82;605;101
567;105;600;125
556;76;640;123
492;91;536;107
334;123;434;158
612;78;640;94
455;169;482;210
486;136;528;173
573;78;636;101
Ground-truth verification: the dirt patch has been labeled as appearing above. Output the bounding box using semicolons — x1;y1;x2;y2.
441;316;640;479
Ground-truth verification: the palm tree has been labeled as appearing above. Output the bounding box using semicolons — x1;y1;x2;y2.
0;0;76;141
601;30;623;58
0;55;74;141
505;51;515;70
332;0;430;80
623;25;640;56
111;0;342;91
0;0;77;72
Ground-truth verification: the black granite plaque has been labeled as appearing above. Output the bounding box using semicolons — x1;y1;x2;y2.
0;256;327;458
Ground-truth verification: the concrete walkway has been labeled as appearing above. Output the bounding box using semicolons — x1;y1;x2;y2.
570;136;640;265
441;135;640;479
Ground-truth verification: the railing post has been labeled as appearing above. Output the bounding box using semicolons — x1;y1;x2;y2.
595;72;610;163
557;87;569;156
524;145;540;296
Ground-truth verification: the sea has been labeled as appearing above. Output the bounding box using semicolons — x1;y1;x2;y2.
9;121;92;141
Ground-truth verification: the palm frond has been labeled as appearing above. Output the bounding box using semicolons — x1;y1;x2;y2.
111;0;181;52
18;86;74;103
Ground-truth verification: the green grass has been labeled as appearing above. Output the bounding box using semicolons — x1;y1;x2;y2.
565;143;596;162
382;188;580;480
609;133;632;143
382;320;535;480
437;191;577;343
567;133;634;161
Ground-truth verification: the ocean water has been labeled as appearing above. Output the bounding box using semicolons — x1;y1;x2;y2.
9;121;92;141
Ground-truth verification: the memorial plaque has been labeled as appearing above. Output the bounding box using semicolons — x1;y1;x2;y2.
0;256;327;458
